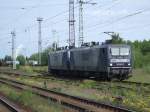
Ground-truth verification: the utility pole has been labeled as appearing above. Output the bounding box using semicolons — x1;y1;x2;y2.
37;17;43;65
69;0;76;47
52;30;57;50
11;31;16;70
78;0;96;47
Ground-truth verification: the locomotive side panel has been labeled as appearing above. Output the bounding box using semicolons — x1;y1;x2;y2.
70;47;100;72
49;51;68;70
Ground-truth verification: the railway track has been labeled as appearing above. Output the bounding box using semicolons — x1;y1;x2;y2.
33;71;150;93
1;70;150;86
1;70;150;93
35;71;150;86
0;94;27;112
0;77;134;112
117;80;150;86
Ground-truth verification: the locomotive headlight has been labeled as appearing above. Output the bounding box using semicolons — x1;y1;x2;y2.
128;63;131;66
110;63;113;66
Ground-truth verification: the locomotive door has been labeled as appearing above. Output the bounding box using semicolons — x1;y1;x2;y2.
99;48;108;72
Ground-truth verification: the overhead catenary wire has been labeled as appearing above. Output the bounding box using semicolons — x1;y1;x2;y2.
84;8;150;32
1;5;149;40
44;7;150;43
0;2;69;30
0;0;117;37
9;0;94;32
0;0;150;54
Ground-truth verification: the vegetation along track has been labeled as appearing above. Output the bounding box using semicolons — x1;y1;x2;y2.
1;70;150;93
32;71;150;93
36;70;150;86
0;94;27;112
0;77;134;112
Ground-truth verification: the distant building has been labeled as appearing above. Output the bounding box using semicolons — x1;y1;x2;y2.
28;60;38;66
5;61;20;65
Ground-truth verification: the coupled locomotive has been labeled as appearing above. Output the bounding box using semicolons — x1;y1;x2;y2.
48;44;132;80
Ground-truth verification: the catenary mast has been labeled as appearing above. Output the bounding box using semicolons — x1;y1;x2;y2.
37;17;43;65
69;0;76;47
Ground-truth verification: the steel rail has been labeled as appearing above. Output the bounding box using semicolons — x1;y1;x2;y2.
0;77;134;112
34;70;150;87
119;80;150;86
1;70;150;86
1;70;150;93
0;94;27;112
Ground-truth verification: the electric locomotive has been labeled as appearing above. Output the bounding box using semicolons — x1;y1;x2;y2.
48;43;132;80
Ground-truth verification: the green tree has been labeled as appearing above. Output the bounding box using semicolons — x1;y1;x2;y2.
17;55;26;65
29;53;38;61
133;49;143;68
29;47;52;66
4;55;12;61
111;33;125;44
132;39;150;68
141;40;150;55
41;47;52;65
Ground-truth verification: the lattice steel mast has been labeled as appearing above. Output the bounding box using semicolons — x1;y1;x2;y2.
78;0;84;47
69;0;76;47
78;0;96;47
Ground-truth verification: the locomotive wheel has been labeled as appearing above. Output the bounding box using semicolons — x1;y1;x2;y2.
107;77;112;81
118;74;126;81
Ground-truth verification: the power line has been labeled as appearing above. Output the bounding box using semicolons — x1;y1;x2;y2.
0;3;68;30
0;0;116;38
0;3;67;9
1;0;149;48
104;0;121;10
12;4;79;34
114;23;150;33
85;8;150;32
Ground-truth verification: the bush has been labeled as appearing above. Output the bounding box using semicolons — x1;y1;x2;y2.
17;55;26;65
133;48;143;68
143;65;150;74
79;80;96;88
9;91;19;101
20;66;34;73
18;91;33;106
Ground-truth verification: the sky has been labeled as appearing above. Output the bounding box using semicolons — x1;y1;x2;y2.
0;0;150;58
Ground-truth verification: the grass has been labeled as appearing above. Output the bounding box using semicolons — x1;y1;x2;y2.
1;66;150;111
63;82;150;112
1;73;150;112
19;66;48;73
0;84;64;112
19;65;150;84
127;68;150;83
143;65;150;74
18;65;150;83
31;66;48;72
19;66;35;74
79;80;97;88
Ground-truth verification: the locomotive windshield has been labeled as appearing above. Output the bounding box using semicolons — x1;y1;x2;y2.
120;48;130;55
110;47;130;56
111;48;119;56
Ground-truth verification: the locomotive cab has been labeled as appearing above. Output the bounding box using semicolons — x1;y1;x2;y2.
107;45;132;80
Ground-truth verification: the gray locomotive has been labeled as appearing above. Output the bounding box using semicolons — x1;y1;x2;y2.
48;44;132;80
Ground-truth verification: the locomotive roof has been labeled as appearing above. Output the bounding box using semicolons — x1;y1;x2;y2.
49;44;130;54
